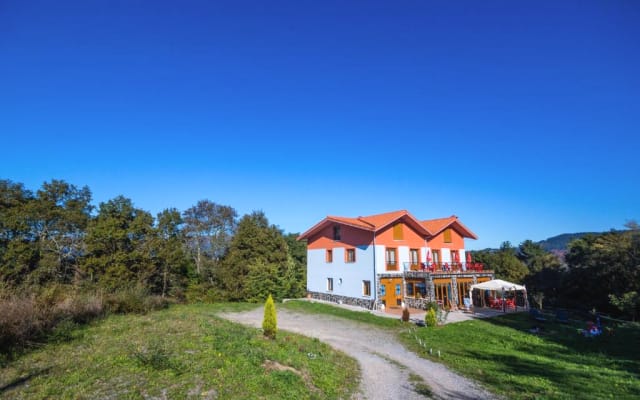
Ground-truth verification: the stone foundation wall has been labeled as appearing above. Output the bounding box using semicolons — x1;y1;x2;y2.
307;291;376;310
404;297;429;310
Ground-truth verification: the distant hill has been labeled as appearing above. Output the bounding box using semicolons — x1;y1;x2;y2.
537;232;599;253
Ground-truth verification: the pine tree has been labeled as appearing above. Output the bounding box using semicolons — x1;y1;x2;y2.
262;294;277;339
218;211;289;300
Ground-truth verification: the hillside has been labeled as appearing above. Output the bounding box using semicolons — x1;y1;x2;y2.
537;232;599;252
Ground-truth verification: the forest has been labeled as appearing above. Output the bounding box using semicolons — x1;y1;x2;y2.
472;224;640;321
0;179;306;352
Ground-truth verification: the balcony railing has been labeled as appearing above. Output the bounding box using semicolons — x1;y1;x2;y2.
402;261;485;273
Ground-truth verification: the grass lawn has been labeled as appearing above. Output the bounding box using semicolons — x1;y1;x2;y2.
282;301;640;399
0;303;359;400
406;313;640;400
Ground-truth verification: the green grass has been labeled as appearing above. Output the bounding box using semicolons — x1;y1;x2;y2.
400;313;640;400
0;303;359;399
282;300;404;329
281;301;640;399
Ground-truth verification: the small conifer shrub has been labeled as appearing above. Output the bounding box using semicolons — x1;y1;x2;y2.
425;308;437;327
262;294;277;339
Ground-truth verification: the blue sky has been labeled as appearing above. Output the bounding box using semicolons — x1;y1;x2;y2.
1;1;639;249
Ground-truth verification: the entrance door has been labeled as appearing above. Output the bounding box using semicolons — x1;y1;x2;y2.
457;278;473;305
433;278;451;307
380;277;403;308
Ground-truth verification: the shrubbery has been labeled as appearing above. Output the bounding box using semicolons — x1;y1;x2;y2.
0;284;169;356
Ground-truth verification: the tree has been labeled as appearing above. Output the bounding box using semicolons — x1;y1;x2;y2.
609;292;640;321
563;227;640;315
284;233;307;298
218;211;289;301
474;242;528;283
81;196;156;291
0;180;37;285
262;294;277;339
517;240;562;274
29;180;92;283
152;208;191;297
182;200;237;280
518;240;565;307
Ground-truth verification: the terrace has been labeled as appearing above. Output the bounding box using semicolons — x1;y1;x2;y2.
402;261;487;273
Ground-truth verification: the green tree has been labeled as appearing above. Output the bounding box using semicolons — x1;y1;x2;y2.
182;200;237;280
152;208;191;298
81;196;156;291
0;180;37;285
29;180;93;283
563;224;640;315
262;294;277;339
518;240;565;307
518;240;562;274
609;291;640;321
474;242;528;283
218;211;289;301
284;233;307;298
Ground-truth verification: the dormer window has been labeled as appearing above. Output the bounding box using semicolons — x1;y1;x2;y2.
333;225;341;241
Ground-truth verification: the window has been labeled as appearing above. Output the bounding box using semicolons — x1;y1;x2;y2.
432;249;441;265
380;284;386;296
385;248;397;270
410;248;420;269
395;284;401;296
327;278;333;291
326;249;333;263
333;225;341;241
406;282;414;297
443;228;452;243
451;250;459;265
363;280;371;296
346;248;356;263
393;223;403;240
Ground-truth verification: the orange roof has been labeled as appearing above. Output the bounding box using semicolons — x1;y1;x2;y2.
422;215;478;239
298;210;430;240
298;210;478;241
422;216;458;234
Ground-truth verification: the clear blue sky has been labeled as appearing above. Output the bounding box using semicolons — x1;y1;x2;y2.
1;1;639;249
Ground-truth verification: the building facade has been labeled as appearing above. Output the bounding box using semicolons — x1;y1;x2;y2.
298;210;494;310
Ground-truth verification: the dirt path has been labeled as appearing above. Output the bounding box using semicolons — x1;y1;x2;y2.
219;308;496;400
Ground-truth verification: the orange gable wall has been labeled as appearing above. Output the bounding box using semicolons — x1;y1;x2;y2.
375;222;426;248
306;223;374;250
427;228;465;249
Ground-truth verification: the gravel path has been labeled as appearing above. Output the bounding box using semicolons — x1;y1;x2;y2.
219;308;496;400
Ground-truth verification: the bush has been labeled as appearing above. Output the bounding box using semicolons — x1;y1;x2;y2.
425;301;439;312
184;282;223;303
0;284;170;355
425;308;437;327
402;307;410;322
262;294;277;339
0;294;48;350
105;286;169;314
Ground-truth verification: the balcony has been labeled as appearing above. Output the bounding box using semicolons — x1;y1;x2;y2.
403;261;486;273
